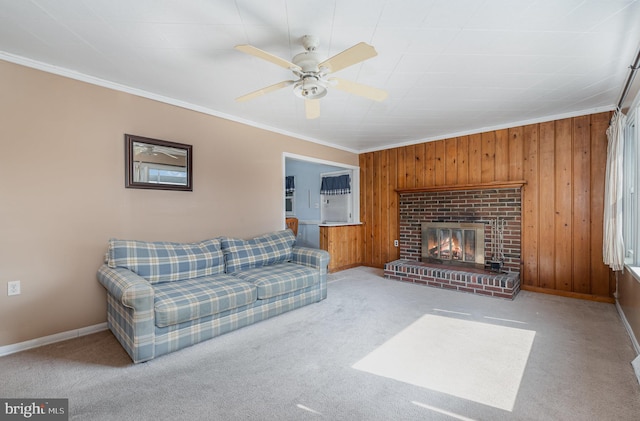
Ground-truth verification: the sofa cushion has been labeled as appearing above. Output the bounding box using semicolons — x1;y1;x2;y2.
106;238;225;284
232;262;318;299
153;275;257;327
221;230;295;274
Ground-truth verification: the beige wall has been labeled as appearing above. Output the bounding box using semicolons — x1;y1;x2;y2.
618;270;640;351
0;60;357;346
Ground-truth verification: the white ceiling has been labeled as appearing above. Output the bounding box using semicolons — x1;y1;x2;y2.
1;0;639;153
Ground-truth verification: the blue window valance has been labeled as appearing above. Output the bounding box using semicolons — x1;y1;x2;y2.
321;174;351;195
285;176;295;193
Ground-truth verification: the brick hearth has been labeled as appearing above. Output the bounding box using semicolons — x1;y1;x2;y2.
384;259;520;300
384;186;522;299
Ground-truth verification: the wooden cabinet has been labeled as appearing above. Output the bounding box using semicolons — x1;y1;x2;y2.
319;224;363;272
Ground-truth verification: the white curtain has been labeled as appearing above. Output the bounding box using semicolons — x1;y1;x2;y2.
603;110;626;271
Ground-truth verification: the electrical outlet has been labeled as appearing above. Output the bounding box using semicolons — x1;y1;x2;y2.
394;240;399;247
8;280;21;296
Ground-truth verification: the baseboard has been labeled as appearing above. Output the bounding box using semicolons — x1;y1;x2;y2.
615;299;640;354
520;285;615;303
328;263;363;273
0;323;108;357
632;356;640;385
615;299;640;385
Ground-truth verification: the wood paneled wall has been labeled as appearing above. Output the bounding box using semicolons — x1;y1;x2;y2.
359;112;615;299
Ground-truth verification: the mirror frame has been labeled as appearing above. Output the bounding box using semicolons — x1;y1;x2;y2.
124;134;193;191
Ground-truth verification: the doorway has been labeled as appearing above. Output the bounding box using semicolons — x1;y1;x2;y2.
284;153;359;248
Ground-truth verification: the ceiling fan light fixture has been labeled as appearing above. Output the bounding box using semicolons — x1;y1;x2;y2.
235;35;387;118
293;76;327;100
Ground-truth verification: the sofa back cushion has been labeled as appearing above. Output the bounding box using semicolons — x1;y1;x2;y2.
221;230;295;274
106;238;225;284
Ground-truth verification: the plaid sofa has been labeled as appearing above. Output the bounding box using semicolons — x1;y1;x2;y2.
97;230;329;363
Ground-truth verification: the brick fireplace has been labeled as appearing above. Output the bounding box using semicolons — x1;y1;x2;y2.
384;186;522;299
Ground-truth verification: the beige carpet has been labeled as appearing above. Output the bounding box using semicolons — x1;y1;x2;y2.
1;267;639;420
353;313;535;411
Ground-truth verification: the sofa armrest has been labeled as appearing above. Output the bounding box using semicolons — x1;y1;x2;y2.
97;265;154;310
97;264;156;363
291;246;330;270
292;247;329;300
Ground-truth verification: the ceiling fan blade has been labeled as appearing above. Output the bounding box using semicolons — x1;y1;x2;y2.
331;77;388;102
153;146;185;158
319;42;378;73
235;44;301;71
236;80;295;102
305;99;320;119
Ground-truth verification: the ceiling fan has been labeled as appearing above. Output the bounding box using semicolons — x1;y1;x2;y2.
234;35;388;119
133;144;184;159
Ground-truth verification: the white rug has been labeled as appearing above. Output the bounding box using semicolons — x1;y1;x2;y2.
352;313;536;411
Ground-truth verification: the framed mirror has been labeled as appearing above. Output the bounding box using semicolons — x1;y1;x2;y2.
125;134;193;191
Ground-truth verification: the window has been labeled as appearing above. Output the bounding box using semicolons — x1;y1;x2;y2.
135;162;188;185
285;191;295;216
623;105;639;266
320;170;353;223
285;176;295;216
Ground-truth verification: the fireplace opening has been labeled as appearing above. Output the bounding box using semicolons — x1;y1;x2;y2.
421;222;485;269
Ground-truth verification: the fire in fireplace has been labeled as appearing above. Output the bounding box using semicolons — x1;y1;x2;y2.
421;222;485;267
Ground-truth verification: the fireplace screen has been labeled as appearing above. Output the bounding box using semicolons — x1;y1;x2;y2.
421;222;485;265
